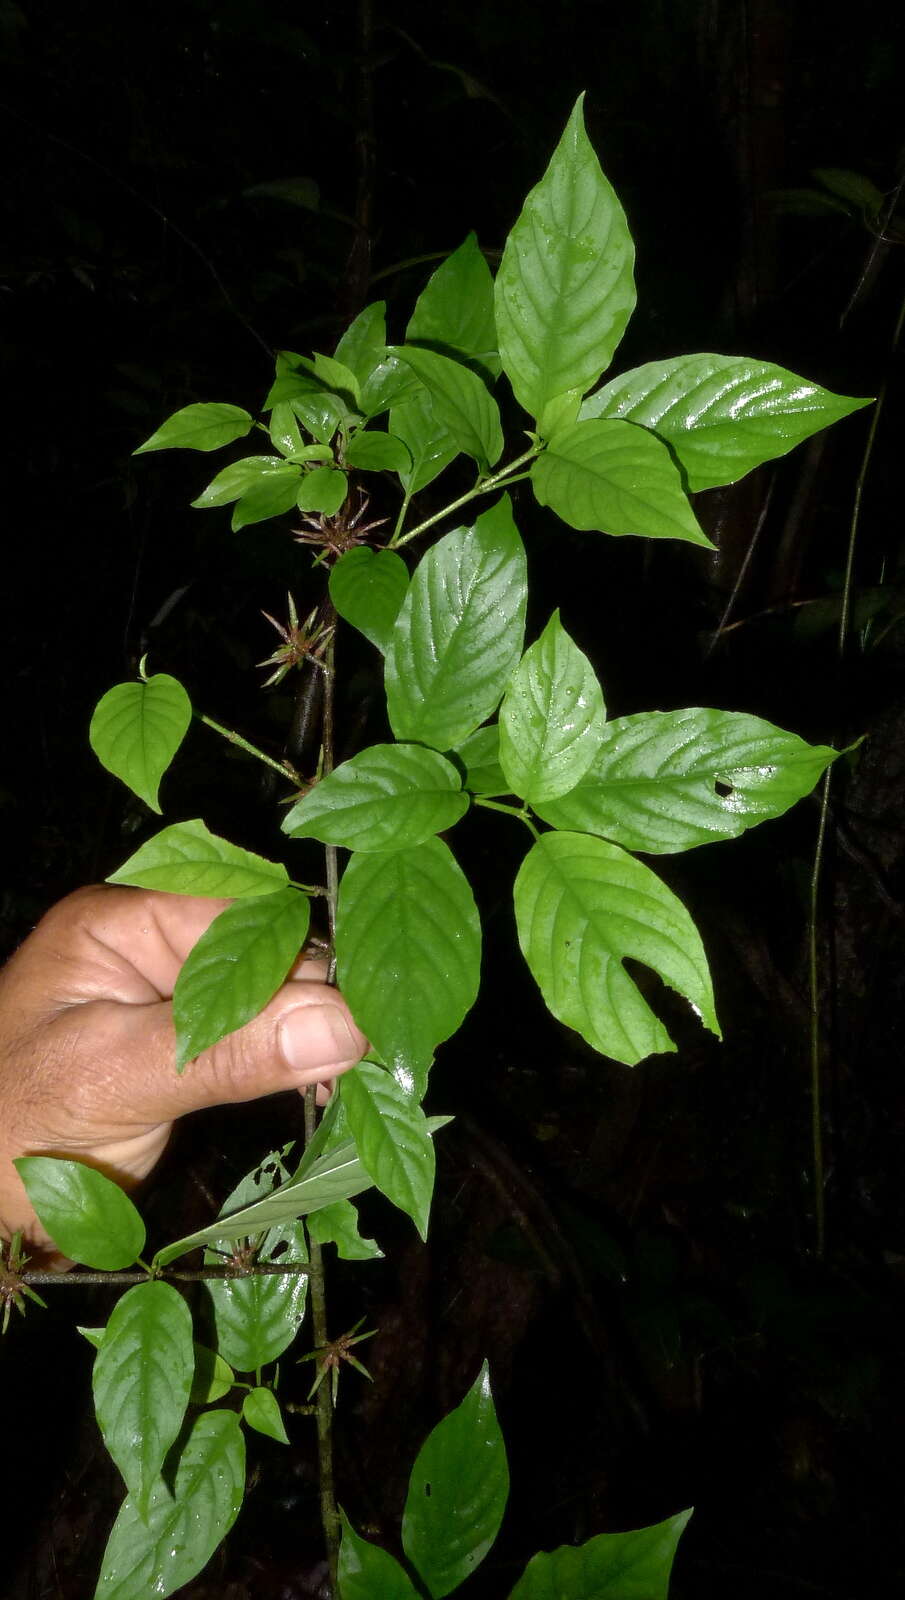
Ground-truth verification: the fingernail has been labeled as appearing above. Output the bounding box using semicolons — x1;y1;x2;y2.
279;1005;363;1074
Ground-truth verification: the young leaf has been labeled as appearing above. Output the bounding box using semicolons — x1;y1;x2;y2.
392;344;503;471
531;419;712;546
173;887;311;1070
360;351;422;418
282;743;469;853
344;429;412;474
307;1199;383;1260
390;387;459;492
107;818;289;897
203;1152;308;1371
269;402;305;457
93;1409;245;1600
89;674;192;813
14;1156;145;1269
264;366;347;444
499;613;606;803
191;455;298;508
386;496;528;750
535;708;839;853
513;831;720;1066
231;466;303;530
406;233;501;381
453;724;509;795
507;1508;693;1600
339;1509;423;1600
341;1062;436;1239
329;547;409;652
494;93;636;420
190;1343;235;1405
334;301;388;388
402;1361;509;1596
242;1387;290;1444
134;402;253;455
297;464;348;516
93;1281;194;1518
336;839;481;1092
580;353;871;491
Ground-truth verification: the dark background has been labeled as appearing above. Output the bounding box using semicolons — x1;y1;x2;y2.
3;2;905;1596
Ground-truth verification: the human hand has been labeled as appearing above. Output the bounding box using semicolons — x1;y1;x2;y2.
0;885;367;1256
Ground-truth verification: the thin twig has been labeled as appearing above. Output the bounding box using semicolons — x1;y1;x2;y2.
20;1262;310;1286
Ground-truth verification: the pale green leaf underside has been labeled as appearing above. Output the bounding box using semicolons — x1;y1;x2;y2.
393;344;503;470
329;546;409;653
14;1156;145;1270
203;1153;308;1371
339;1511;422;1600
385;496;528;749
89;674;192;813
494;93;636;420
341;1062;436;1239
531;419;712;546
507;1509;693;1600
499;611;606;803
134;402;253;455
579;353;872;491
282;743;469;852
306;1198;382;1259
535;707;838;853
514;832;719;1066
107;819;288;898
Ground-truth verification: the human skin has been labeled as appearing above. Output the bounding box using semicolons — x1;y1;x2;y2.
0;885;367;1259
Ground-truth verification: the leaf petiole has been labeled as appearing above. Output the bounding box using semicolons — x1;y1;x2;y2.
389;444;542;550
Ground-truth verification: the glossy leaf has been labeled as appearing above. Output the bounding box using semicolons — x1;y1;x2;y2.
336;839;481;1093
494;94;636;420
190;1343;235;1405
269;402;305;457
339;1510;422;1600
93;1409;245;1600
191;455;297;508
392;344;503;470
535;708;839;853
334;301;388;388
385;496;527;749
14;1156;145;1270
107;818;288;897
242;1387;290;1444
345;429;412;474
402;1361;508;1596
531;419;711;546
203;1152;308;1371
329;547;409;652
390;387;459;493
173;887;311;1070
89;674;191;813
93;1282;194;1517
134;402;253;455
453;724;509;796
307;1199;382;1260
342;1062;436;1239
499;612;605;803
579;354;871;491
507;1509;693;1600
283;743;468;853
231;467;303;530
265;366;347;444
297;464;348;516
360;351;422;418
406;233;501;380
513;831;720;1066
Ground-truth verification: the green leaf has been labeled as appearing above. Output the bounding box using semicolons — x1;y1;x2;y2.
283;744;468;853
93;1410;245;1600
93;1282;194;1518
402;1361;508;1596
386;496;528;749
813;166;885;212
344;429;412;474
507;1509;693;1600
231;467;303;530
89;674;192;814
297;464;348;516
329;547;409;652
513;832;720;1066
406;233;501;380
390;387;459;492
334;302;388;388
535;708;839;852
341;1062;436;1239
203;1153;308;1371
579;354;872;492
269;402;305;457
242;1387;290;1444
392;345;503;471
531;419;711;546
453;724;509;796
191;455;298;508
339;1509;422;1600
78;1325;105;1350
107;819;289;897
190;1343;235;1405
499;613;605;803
173;887;311;1070
14;1157;145;1269
307;1199;382;1260
336;839;481;1095
494;94;636;420
360;351;422;418
134;402;254;455
264;366;347;445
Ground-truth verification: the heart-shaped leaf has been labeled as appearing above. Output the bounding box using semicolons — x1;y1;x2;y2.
329;547;409;652
392;345;503;471
507;1509;693;1599
341;1062;436;1239
14;1156;145;1269
89;674;191;813
499;612;605;803
282;743;469;852
134;403;253;454
531;419;711;546
107;819;288;897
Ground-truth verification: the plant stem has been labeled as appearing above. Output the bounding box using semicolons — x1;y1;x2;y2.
19;1262;311;1285
474;795;540;838
198;712;299;781
388;445;542;550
